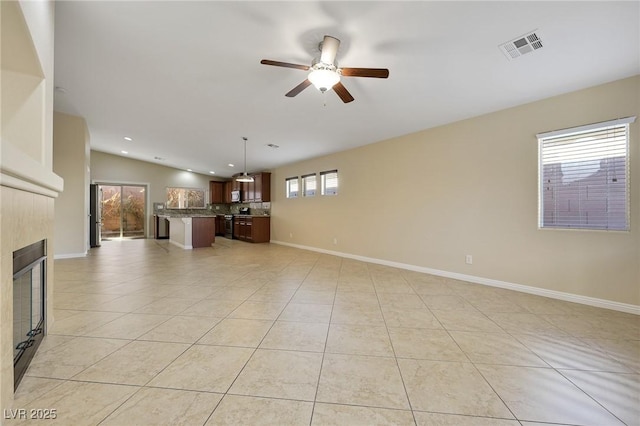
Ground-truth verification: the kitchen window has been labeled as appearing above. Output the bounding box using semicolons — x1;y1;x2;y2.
321;170;338;196
166;187;206;208
286;177;299;198
537;117;634;231
302;174;317;197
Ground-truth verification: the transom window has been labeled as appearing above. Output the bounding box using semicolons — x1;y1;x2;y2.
320;170;338;196
537;117;634;231
285;177;299;198
302;174;317;197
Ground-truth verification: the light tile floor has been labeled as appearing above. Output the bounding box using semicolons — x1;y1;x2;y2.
10;239;640;425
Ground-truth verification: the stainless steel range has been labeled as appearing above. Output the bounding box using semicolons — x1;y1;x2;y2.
223;214;234;239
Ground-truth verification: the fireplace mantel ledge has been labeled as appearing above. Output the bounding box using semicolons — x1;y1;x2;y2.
0;142;63;198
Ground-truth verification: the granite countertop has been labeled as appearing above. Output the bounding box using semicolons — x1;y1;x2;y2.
157;212;269;218
157;213;218;218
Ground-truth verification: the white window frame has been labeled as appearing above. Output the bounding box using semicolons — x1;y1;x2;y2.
320;170;338;196
285;177;299;198
302;173;317;197
536;116;634;231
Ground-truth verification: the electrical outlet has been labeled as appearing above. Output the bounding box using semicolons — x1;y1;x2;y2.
333;237;338;245
289;232;293;238
465;255;473;265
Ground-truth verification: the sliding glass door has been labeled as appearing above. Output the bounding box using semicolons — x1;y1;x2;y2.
99;184;146;239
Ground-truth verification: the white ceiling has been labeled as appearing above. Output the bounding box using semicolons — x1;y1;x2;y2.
53;1;640;178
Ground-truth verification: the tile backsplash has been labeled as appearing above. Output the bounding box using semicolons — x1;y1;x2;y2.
153;202;270;216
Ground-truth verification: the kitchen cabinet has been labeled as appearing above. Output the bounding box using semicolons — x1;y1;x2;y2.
210;181;224;204
240;172;271;203
215;214;225;236
192;217;216;248
233;217;240;239
224;181;234;203
254;172;270;202
233;216;270;243
242;180;254;203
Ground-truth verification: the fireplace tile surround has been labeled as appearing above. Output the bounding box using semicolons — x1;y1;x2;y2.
0;186;56;416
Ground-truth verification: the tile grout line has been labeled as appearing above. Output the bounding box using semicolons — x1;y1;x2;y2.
308;257;341;426
201;251;314;425
367;264;418;426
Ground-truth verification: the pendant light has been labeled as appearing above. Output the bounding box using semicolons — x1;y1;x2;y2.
236;137;254;183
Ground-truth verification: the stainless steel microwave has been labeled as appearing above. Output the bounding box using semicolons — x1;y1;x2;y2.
231;190;241;202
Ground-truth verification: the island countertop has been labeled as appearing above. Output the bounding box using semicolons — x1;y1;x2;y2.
158;213;218;218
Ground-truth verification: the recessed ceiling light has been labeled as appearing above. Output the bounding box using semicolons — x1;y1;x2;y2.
121;150;128;154
209;171;215;174
187;169;193;172
228;163;235;167
124;136;133;141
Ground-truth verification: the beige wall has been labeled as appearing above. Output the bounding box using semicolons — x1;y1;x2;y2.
90;151;222;237
53;112;90;257
271;76;640;308
0;0;59;416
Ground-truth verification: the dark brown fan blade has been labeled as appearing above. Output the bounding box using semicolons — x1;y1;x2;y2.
260;59;310;71
340;68;389;78
285;79;312;97
333;82;354;103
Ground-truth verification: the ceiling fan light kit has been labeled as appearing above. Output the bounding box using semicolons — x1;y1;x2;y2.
308;67;340;92
261;34;389;103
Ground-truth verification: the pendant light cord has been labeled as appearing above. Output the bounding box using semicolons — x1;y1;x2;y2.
242;137;248;176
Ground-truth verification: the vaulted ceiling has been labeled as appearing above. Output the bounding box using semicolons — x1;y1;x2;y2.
53;1;640;177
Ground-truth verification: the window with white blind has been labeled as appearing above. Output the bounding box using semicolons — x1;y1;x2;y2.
285;177;299;198
320;170;338;196
302;174;317;197
537;117;634;231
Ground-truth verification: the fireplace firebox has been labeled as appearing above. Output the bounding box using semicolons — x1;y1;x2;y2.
13;239;46;389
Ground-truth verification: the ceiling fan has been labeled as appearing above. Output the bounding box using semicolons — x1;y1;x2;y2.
260;35;389;103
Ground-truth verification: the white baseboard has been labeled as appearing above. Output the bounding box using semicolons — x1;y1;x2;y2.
270;240;639;315
53;252;87;259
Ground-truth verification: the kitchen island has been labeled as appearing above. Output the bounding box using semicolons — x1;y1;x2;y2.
165;215;216;249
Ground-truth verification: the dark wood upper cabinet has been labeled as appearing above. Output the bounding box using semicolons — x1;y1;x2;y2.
231;172;271;203
241;172;271;203
210;181;224;204
224;181;233;203
254;172;271;202
242;180;254;203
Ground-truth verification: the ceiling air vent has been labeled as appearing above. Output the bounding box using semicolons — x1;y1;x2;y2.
499;30;543;60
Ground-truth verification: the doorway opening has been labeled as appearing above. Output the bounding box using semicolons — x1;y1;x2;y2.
99;184;147;240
